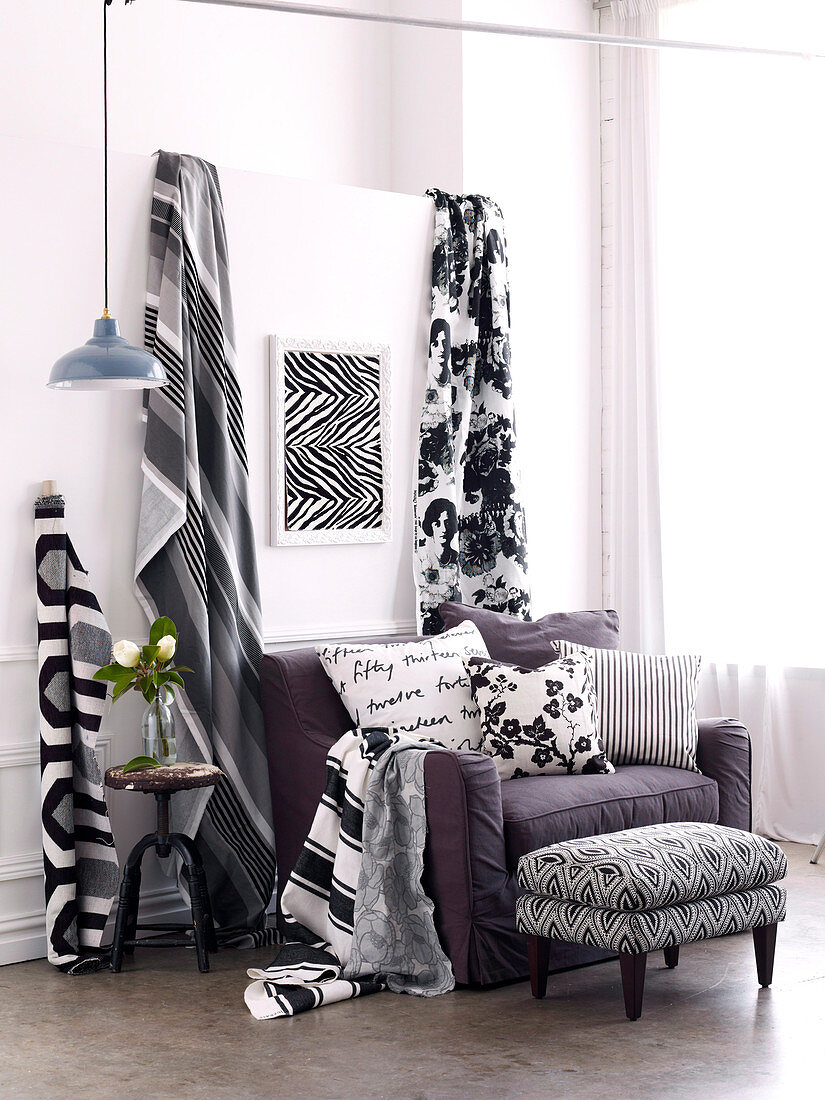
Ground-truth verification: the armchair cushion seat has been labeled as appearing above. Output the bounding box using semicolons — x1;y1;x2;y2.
501;766;719;871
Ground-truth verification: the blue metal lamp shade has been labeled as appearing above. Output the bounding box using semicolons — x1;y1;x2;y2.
48;313;167;390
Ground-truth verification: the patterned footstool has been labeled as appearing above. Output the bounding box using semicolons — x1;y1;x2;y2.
516;822;787;1020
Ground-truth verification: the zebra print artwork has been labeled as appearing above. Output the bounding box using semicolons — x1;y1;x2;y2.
271;338;391;545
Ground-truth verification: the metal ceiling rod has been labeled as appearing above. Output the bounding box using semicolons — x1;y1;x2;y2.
177;0;824;61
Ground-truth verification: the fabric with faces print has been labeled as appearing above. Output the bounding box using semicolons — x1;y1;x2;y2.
414;190;530;636
465;652;614;780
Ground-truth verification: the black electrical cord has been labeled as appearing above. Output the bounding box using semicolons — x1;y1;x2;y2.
103;0;111;314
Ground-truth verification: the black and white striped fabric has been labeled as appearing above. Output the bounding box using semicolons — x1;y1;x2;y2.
136;152;276;941
556;640;701;771
517;883;787;955
35;494;120;973
518;823;788;912
283;348;383;531
245;728;453;1019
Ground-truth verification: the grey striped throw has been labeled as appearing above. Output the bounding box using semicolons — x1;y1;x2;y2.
136;152;276;940
556;641;702;772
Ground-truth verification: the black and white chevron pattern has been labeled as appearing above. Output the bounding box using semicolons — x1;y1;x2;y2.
35;495;120;973
517;823;788;912
517;883;787;956
283;348;383;531
556;640;701;771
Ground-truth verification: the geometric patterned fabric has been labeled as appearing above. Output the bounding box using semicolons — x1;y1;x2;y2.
35;494;120;973
517;883;787;955
517;822;788;912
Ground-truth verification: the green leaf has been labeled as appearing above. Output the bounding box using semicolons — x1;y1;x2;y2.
140;678;155;703
168;666;193;675
149;616;178;646
165;671;185;689
94;664;132;683
122;755;162;774
141;644;160;664
112;679;135;702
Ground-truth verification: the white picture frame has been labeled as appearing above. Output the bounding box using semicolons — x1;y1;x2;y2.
270;336;392;546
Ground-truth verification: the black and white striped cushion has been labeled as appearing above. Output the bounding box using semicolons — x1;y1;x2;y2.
556;641;701;771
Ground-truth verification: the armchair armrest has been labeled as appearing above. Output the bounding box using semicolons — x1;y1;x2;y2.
697;718;752;831
423;749;519;985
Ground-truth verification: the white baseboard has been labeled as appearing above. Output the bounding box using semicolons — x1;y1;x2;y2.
0;883;188;968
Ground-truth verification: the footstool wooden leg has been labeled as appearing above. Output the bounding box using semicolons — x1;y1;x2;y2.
619;952;647;1020
526;934;550;999
663;945;679;969
753;923;777;988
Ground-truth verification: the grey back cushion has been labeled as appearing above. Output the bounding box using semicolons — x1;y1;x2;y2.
438;602;620;669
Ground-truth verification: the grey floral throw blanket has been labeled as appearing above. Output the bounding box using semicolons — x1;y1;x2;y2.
244;728;454;1019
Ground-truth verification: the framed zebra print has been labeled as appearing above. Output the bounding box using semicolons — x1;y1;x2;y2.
270;336;392;545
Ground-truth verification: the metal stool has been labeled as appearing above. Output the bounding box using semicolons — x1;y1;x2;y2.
104;762;224;973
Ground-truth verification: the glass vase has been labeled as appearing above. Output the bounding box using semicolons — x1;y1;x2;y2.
141;689;177;765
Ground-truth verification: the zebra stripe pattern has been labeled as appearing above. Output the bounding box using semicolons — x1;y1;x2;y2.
283;348;384;531
136;152;276;940
556;641;702;771
35;495;120;973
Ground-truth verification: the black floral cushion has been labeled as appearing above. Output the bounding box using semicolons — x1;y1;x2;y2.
465;652;614;780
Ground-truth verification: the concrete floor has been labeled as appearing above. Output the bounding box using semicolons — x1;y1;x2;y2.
0;842;821;1100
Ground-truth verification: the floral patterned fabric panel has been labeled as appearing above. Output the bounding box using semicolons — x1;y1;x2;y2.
465;652;614;780
414;190;530;636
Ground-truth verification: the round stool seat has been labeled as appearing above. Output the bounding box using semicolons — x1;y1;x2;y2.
105;762;223;793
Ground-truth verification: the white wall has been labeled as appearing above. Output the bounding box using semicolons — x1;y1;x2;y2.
0;0;602;963
0;0;393;189
461;0;602;614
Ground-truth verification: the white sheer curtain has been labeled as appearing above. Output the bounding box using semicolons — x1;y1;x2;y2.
603;0;825;842
599;0;669;652
656;2;825;843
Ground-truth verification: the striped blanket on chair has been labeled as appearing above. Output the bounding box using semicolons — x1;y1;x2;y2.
244;728;454;1019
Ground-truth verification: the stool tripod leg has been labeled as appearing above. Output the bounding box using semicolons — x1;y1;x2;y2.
110;877;132;973
188;866;211;972
169;834;211;973
110;833;156;972
202;883;218;954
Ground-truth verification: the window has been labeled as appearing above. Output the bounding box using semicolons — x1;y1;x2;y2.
657;1;825;665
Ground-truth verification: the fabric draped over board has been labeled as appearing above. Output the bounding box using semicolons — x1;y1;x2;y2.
135;151;276;939
35;494;120;973
414;189;530;636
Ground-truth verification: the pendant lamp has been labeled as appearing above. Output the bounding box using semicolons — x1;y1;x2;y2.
48;0;166;391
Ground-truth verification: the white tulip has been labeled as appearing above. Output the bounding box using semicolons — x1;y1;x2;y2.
113;640;140;668
156;635;177;662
